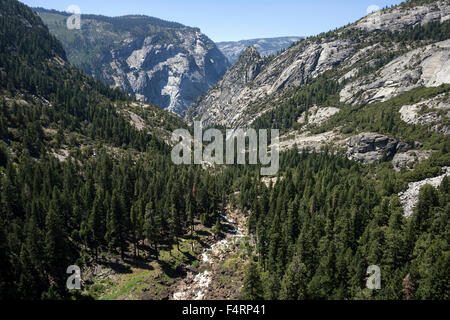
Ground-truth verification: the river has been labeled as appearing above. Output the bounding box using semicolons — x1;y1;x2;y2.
173;208;246;300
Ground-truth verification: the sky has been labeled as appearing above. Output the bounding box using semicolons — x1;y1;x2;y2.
20;0;404;42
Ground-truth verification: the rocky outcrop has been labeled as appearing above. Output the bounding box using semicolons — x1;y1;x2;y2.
346;133;408;164
217;36;303;64
399;93;450;134
297;106;341;126
36;9;230;115
353;1;450;32
340;40;450;105
398;167;450;218
278;130;346;153
392;150;433;171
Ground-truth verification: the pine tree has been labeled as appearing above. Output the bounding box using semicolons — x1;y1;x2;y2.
170;204;182;251
144;201;160;259
414;184;439;232
212;217;222;239
241;262;264;300
44;189;68;293
130;200;144;258
186;193;195;235
106;191;126;258
87;188;106;260
383;198;406;270
0;224;15;299
279;254;307;300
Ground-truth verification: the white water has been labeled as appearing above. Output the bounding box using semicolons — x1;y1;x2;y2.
173;212;244;300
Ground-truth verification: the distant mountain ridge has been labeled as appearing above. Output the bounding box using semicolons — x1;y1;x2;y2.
34;8;186;29
35;8;230;115
217;36;303;64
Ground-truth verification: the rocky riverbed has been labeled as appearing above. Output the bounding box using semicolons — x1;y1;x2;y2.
172;205;249;300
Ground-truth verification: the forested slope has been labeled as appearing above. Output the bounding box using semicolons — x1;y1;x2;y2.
0;0;222;299
240;151;449;300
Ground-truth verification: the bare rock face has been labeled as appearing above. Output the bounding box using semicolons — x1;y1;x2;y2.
186;46;265;126
392;150;433;171
278;130;346;153
398;167;450;218
297;106;341;126
37;10;230;115
353;1;450;32
347;133;408;164
399;93;450;135
188;39;356;127
112;30;229;114
340;40;450;105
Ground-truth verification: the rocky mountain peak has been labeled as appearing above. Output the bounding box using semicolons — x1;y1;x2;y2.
228;46;263;83
241;45;260;58
185;45;265;126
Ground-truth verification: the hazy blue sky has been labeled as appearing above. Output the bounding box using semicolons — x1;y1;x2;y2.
20;0;403;42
